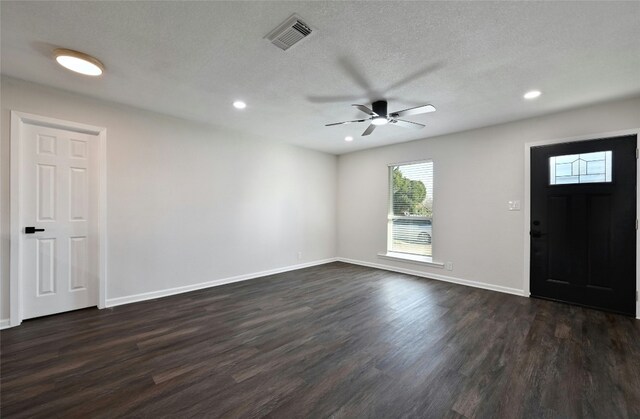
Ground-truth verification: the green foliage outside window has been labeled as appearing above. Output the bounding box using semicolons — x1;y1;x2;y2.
392;168;432;217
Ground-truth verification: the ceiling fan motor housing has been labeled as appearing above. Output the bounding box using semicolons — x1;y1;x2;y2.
372;100;388;117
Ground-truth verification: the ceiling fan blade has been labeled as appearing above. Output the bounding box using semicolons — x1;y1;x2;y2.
362;124;376;136
391;119;425;129
352;104;378;116
307;94;367;103
389;104;436;118
325;119;367;127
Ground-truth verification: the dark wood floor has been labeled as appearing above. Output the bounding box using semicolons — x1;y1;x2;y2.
1;262;639;418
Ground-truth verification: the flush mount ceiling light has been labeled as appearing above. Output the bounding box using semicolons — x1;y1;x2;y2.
54;48;104;76
344;136;353;142
233;100;247;109
524;90;542;100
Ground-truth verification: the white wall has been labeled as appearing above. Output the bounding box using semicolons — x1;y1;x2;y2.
0;76;338;320
3;76;639;325
337;96;640;293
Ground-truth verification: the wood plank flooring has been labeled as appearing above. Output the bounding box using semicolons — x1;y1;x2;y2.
2;262;639;418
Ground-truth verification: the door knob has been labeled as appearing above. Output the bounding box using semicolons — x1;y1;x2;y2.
25;227;45;234
530;230;543;238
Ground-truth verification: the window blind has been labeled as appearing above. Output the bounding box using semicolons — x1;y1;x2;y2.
388;161;433;257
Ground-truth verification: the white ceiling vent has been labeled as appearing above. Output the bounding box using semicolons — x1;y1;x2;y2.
265;14;312;51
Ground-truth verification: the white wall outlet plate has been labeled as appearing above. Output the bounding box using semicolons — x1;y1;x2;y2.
508;200;521;211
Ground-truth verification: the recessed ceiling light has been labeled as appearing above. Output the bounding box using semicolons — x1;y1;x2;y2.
233;101;247;109
524;90;541;100
371;117;388;126
54;48;104;76
345;136;353;142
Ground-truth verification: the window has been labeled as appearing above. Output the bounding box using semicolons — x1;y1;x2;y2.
549;151;612;185
388;161;433;257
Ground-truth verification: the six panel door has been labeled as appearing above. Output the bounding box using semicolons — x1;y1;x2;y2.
21;122;98;319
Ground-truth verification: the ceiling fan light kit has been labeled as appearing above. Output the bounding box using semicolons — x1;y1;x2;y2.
326;99;436;136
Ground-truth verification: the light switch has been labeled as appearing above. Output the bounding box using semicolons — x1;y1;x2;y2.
508;200;521;211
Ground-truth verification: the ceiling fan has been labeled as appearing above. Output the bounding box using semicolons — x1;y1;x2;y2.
325;100;436;136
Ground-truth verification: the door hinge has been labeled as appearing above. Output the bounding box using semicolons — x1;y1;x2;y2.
636;219;639;230
636;148;639;159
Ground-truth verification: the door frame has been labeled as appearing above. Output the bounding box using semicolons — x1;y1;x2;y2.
9;111;107;327
523;128;640;319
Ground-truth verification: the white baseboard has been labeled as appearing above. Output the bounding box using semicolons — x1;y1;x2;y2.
0;319;11;330
105;258;339;308
337;257;526;297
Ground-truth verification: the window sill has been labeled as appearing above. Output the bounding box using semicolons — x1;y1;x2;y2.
377;252;445;268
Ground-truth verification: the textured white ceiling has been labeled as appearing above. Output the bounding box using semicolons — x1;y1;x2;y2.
2;1;639;154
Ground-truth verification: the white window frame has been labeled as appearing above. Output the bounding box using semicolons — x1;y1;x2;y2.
386;159;435;259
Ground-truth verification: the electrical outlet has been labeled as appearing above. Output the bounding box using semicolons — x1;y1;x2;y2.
445;262;453;271
297;252;302;260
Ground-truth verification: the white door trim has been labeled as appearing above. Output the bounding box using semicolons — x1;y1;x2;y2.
523;128;640;319
9;111;107;327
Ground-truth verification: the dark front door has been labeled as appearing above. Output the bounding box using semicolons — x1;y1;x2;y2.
530;135;637;316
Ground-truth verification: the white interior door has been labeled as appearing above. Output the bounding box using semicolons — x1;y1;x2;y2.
20;122;99;319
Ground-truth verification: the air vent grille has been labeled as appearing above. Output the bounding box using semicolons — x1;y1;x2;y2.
292;21;311;36
265;14;312;51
